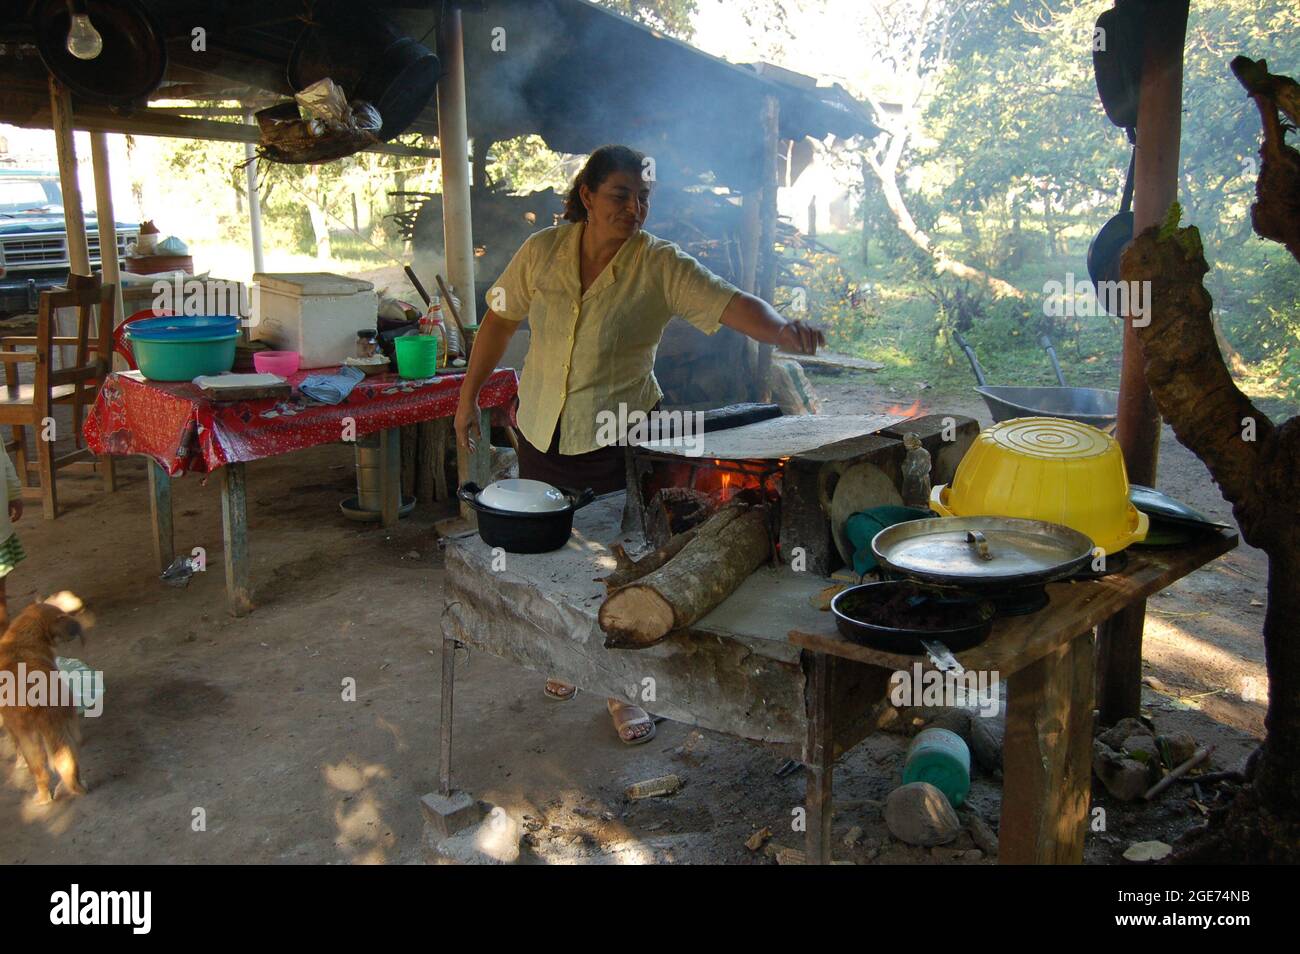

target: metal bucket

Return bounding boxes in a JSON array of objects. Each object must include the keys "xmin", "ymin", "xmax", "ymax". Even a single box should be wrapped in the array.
[{"xmin": 354, "ymin": 433, "xmax": 384, "ymax": 512}]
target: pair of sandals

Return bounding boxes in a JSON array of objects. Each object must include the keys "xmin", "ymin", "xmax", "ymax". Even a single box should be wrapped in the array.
[{"xmin": 544, "ymin": 680, "xmax": 657, "ymax": 745}]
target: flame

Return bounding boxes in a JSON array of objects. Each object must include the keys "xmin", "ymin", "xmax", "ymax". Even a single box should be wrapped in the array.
[{"xmin": 885, "ymin": 399, "xmax": 923, "ymax": 418}]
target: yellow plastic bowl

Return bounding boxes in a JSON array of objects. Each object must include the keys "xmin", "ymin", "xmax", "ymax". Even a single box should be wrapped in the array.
[{"xmin": 929, "ymin": 417, "xmax": 1148, "ymax": 555}]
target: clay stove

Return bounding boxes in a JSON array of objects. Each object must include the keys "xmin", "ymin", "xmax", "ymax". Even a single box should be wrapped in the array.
[{"xmin": 624, "ymin": 407, "xmax": 979, "ymax": 576}]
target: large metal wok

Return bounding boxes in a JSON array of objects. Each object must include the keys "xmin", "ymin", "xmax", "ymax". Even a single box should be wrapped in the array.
[{"xmin": 953, "ymin": 331, "xmax": 1119, "ymax": 432}]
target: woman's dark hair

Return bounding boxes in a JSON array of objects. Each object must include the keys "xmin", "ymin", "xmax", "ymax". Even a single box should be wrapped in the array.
[{"xmin": 562, "ymin": 144, "xmax": 647, "ymax": 222}]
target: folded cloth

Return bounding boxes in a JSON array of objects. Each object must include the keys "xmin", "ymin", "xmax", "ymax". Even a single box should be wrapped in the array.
[
  {"xmin": 845, "ymin": 505, "xmax": 933, "ymax": 577},
  {"xmin": 299, "ymin": 365, "xmax": 365, "ymax": 405}
]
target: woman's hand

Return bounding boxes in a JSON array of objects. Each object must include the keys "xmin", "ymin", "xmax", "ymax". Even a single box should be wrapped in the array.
[
  {"xmin": 777, "ymin": 319, "xmax": 826, "ymax": 355},
  {"xmin": 455, "ymin": 390, "xmax": 482, "ymax": 453},
  {"xmin": 8, "ymin": 499, "xmax": 22, "ymax": 524},
  {"xmin": 720, "ymin": 292, "xmax": 825, "ymax": 355}
]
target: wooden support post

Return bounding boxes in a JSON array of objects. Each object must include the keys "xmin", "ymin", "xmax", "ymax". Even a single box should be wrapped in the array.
[
  {"xmin": 49, "ymin": 78, "xmax": 90, "ymax": 277},
  {"xmin": 379, "ymin": 426, "xmax": 401, "ymax": 527},
  {"xmin": 243, "ymin": 110, "xmax": 265, "ymax": 276},
  {"xmin": 803, "ymin": 650, "xmax": 834, "ymax": 865},
  {"xmin": 755, "ymin": 95, "xmax": 781, "ymax": 403},
  {"xmin": 88, "ymin": 133, "xmax": 124, "ymax": 337},
  {"xmin": 400, "ymin": 423, "xmax": 418, "ymax": 498},
  {"xmin": 416, "ymin": 419, "xmax": 437, "ymax": 503},
  {"xmin": 437, "ymin": 7, "xmax": 477, "ymax": 329},
  {"xmin": 221, "ymin": 462, "xmax": 252, "ymax": 617},
  {"xmin": 999, "ymin": 632, "xmax": 1096, "ymax": 864},
  {"xmin": 1098, "ymin": 0, "xmax": 1189, "ymax": 724},
  {"xmin": 430, "ymin": 419, "xmax": 451, "ymax": 501}
]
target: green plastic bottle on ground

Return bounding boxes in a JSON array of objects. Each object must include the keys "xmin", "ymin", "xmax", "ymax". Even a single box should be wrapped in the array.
[{"xmin": 902, "ymin": 727, "xmax": 971, "ymax": 807}]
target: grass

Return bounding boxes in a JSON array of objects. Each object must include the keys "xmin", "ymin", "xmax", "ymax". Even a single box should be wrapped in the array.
[{"xmin": 803, "ymin": 229, "xmax": 1299, "ymax": 420}]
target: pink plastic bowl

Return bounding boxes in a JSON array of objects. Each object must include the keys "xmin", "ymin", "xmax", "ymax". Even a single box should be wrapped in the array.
[{"xmin": 253, "ymin": 350, "xmax": 301, "ymax": 376}]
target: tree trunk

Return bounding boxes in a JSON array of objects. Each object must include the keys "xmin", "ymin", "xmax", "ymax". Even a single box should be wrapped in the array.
[
  {"xmin": 303, "ymin": 169, "xmax": 331, "ymax": 261},
  {"xmin": 860, "ymin": 157, "xmax": 873, "ymax": 266},
  {"xmin": 1123, "ymin": 215, "xmax": 1300, "ymax": 860},
  {"xmin": 870, "ymin": 157, "xmax": 1023, "ymax": 299},
  {"xmin": 1257, "ymin": 548, "xmax": 1300, "ymax": 812}
]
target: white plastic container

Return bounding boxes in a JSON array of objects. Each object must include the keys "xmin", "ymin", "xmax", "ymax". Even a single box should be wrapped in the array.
[{"xmin": 251, "ymin": 272, "xmax": 378, "ymax": 368}]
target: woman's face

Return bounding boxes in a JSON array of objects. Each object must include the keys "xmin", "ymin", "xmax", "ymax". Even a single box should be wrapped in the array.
[{"xmin": 581, "ymin": 170, "xmax": 650, "ymax": 240}]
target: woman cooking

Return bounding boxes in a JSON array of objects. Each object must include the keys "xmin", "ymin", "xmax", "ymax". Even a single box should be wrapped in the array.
[{"xmin": 454, "ymin": 144, "xmax": 823, "ymax": 744}]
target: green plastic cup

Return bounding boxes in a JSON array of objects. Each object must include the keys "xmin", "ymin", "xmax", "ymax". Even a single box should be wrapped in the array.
[{"xmin": 394, "ymin": 335, "xmax": 440, "ymax": 379}]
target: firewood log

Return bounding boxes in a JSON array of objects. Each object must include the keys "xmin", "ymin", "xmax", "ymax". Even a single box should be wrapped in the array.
[
  {"xmin": 599, "ymin": 505, "xmax": 771, "ymax": 649},
  {"xmin": 599, "ymin": 529, "xmax": 700, "ymax": 591}
]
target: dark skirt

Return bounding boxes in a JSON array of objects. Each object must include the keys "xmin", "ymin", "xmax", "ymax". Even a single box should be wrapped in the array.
[{"xmin": 515, "ymin": 420, "xmax": 627, "ymax": 495}]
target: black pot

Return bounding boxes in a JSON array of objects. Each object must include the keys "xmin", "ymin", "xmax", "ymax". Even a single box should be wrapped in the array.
[
  {"xmin": 831, "ymin": 580, "xmax": 994, "ymax": 655},
  {"xmin": 458, "ymin": 483, "xmax": 596, "ymax": 554}
]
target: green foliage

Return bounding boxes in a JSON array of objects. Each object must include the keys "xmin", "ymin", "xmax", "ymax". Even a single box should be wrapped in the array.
[
  {"xmin": 820, "ymin": 0, "xmax": 1300, "ymax": 411},
  {"xmin": 485, "ymin": 135, "xmax": 571, "ymax": 194},
  {"xmin": 591, "ymin": 0, "xmax": 699, "ymax": 38}
]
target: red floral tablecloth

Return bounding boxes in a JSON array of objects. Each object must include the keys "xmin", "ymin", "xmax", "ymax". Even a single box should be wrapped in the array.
[{"xmin": 84, "ymin": 367, "xmax": 518, "ymax": 476}]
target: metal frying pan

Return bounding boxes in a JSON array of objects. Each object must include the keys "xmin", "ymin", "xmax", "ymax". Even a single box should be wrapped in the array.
[
  {"xmin": 1088, "ymin": 1, "xmax": 1146, "ymax": 299},
  {"xmin": 1129, "ymin": 485, "xmax": 1232, "ymax": 531},
  {"xmin": 830, "ymin": 580, "xmax": 994, "ymax": 655}
]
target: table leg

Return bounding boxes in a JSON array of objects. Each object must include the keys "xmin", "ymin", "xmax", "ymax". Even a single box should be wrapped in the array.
[
  {"xmin": 804, "ymin": 650, "xmax": 835, "ymax": 865},
  {"xmin": 100, "ymin": 455, "xmax": 117, "ymax": 493},
  {"xmin": 1098, "ymin": 607, "xmax": 1145, "ymax": 723},
  {"xmin": 456, "ymin": 407, "xmax": 492, "ymax": 522},
  {"xmin": 221, "ymin": 462, "xmax": 253, "ymax": 617},
  {"xmin": 147, "ymin": 458, "xmax": 173, "ymax": 573},
  {"xmin": 379, "ymin": 426, "xmax": 401, "ymax": 527},
  {"xmin": 999, "ymin": 631, "xmax": 1096, "ymax": 864}
]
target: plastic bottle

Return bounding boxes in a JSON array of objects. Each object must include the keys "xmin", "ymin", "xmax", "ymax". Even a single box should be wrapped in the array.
[
  {"xmin": 901, "ymin": 431, "xmax": 933, "ymax": 508},
  {"xmin": 902, "ymin": 727, "xmax": 971, "ymax": 807},
  {"xmin": 420, "ymin": 294, "xmax": 447, "ymax": 368}
]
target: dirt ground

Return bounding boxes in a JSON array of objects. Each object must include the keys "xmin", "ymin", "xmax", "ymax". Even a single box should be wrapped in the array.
[{"xmin": 0, "ymin": 366, "xmax": 1267, "ymax": 864}]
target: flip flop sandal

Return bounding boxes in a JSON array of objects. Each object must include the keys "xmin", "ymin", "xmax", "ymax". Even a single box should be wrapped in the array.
[
  {"xmin": 544, "ymin": 681, "xmax": 578, "ymax": 701},
  {"xmin": 609, "ymin": 703, "xmax": 657, "ymax": 746}
]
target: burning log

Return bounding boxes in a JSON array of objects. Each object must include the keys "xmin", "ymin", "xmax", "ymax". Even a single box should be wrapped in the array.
[
  {"xmin": 645, "ymin": 486, "xmax": 718, "ymax": 548},
  {"xmin": 599, "ymin": 504, "xmax": 771, "ymax": 650}
]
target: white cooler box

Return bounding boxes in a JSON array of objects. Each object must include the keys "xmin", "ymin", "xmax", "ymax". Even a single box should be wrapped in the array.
[{"xmin": 252, "ymin": 272, "xmax": 378, "ymax": 368}]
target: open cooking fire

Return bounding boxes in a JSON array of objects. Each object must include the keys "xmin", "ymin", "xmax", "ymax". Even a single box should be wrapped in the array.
[
  {"xmin": 692, "ymin": 458, "xmax": 785, "ymax": 502},
  {"xmin": 641, "ymin": 456, "xmax": 784, "ymax": 506},
  {"xmin": 634, "ymin": 454, "xmax": 786, "ymax": 547},
  {"xmin": 885, "ymin": 398, "xmax": 925, "ymax": 418}
]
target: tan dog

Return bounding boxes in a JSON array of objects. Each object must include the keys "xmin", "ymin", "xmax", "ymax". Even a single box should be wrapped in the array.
[{"xmin": 0, "ymin": 596, "xmax": 87, "ymax": 803}]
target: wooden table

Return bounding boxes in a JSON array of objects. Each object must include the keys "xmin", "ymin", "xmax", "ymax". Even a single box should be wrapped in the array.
[
  {"xmin": 788, "ymin": 528, "xmax": 1238, "ymax": 864},
  {"xmin": 85, "ymin": 367, "xmax": 517, "ymax": 616}
]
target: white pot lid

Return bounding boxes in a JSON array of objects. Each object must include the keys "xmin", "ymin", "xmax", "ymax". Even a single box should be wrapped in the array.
[{"xmin": 477, "ymin": 478, "xmax": 569, "ymax": 513}]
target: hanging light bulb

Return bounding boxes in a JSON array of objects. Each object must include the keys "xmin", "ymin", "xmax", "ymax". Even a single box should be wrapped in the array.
[{"xmin": 65, "ymin": 3, "xmax": 104, "ymax": 61}]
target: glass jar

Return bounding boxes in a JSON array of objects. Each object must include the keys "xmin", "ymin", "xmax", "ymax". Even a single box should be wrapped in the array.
[{"xmin": 356, "ymin": 328, "xmax": 378, "ymax": 359}]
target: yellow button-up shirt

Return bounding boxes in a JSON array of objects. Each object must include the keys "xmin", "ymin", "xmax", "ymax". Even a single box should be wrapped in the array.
[{"xmin": 489, "ymin": 222, "xmax": 739, "ymax": 454}]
